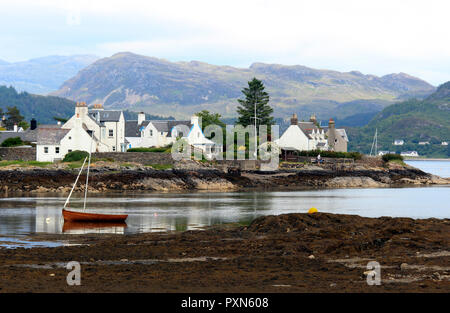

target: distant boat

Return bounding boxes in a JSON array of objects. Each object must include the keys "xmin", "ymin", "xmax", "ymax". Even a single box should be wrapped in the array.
[{"xmin": 62, "ymin": 137, "xmax": 128, "ymax": 223}]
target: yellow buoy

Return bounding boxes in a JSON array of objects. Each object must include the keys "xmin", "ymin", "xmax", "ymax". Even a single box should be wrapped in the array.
[{"xmin": 308, "ymin": 207, "xmax": 318, "ymax": 214}]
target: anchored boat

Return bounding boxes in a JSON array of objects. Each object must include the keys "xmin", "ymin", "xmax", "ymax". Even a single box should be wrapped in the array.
[{"xmin": 62, "ymin": 137, "xmax": 128, "ymax": 223}]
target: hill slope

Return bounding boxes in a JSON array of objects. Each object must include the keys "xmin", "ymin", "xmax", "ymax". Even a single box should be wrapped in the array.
[
  {"xmin": 348, "ymin": 82, "xmax": 450, "ymax": 157},
  {"xmin": 53, "ymin": 52, "xmax": 435, "ymax": 119},
  {"xmin": 0, "ymin": 86, "xmax": 76, "ymax": 124},
  {"xmin": 0, "ymin": 55, "xmax": 99, "ymax": 94}
]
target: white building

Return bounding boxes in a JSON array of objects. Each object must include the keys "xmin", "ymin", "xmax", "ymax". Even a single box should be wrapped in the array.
[
  {"xmin": 442, "ymin": 141, "xmax": 448, "ymax": 146},
  {"xmin": 394, "ymin": 139, "xmax": 404, "ymax": 146},
  {"xmin": 276, "ymin": 114, "xmax": 348, "ymax": 153},
  {"xmin": 36, "ymin": 102, "xmax": 125, "ymax": 162},
  {"xmin": 125, "ymin": 114, "xmax": 222, "ymax": 159},
  {"xmin": 418, "ymin": 141, "xmax": 430, "ymax": 145},
  {"xmin": 400, "ymin": 151, "xmax": 419, "ymax": 157}
]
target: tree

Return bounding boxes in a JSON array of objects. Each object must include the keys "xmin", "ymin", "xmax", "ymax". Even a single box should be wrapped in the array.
[
  {"xmin": 196, "ymin": 110, "xmax": 226, "ymax": 131},
  {"xmin": 236, "ymin": 78, "xmax": 274, "ymax": 128},
  {"xmin": 5, "ymin": 106, "xmax": 24, "ymax": 129}
]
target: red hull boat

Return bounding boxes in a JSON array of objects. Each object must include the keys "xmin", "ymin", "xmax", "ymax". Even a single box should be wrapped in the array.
[{"xmin": 63, "ymin": 209, "xmax": 128, "ymax": 223}]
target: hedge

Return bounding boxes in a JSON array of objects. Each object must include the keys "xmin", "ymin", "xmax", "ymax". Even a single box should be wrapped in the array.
[
  {"xmin": 63, "ymin": 150, "xmax": 89, "ymax": 162},
  {"xmin": 294, "ymin": 150, "xmax": 362, "ymax": 160},
  {"xmin": 381, "ymin": 153, "xmax": 404, "ymax": 162}
]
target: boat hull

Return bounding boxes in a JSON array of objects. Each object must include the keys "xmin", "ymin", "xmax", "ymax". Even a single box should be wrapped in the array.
[{"xmin": 62, "ymin": 209, "xmax": 128, "ymax": 222}]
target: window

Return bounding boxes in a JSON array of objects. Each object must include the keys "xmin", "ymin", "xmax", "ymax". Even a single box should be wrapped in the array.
[
  {"xmin": 112, "ymin": 146, "xmax": 116, "ymax": 152},
  {"xmin": 150, "ymin": 130, "xmax": 153, "ymax": 136},
  {"xmin": 109, "ymin": 129, "xmax": 114, "ymax": 137},
  {"xmin": 68, "ymin": 149, "xmax": 72, "ymax": 153},
  {"xmin": 44, "ymin": 147, "xmax": 48, "ymax": 153},
  {"xmin": 55, "ymin": 147, "xmax": 60, "ymax": 154},
  {"xmin": 68, "ymin": 136, "xmax": 72, "ymax": 140}
]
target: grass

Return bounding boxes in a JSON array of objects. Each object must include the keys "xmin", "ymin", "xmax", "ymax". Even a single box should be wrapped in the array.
[
  {"xmin": 389, "ymin": 159, "xmax": 406, "ymax": 166},
  {"xmin": 0, "ymin": 160, "xmax": 52, "ymax": 167},
  {"xmin": 145, "ymin": 163, "xmax": 173, "ymax": 170}
]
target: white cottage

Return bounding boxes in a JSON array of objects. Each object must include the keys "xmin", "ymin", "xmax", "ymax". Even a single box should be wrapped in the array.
[
  {"xmin": 62, "ymin": 102, "xmax": 126, "ymax": 152},
  {"xmin": 125, "ymin": 114, "xmax": 222, "ymax": 159}
]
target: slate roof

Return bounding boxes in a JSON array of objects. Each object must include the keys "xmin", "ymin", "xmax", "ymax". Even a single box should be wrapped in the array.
[
  {"xmin": 125, "ymin": 120, "xmax": 150, "ymax": 137},
  {"xmin": 125, "ymin": 120, "xmax": 193, "ymax": 138},
  {"xmin": 297, "ymin": 122, "xmax": 324, "ymax": 139},
  {"xmin": 88, "ymin": 110, "xmax": 122, "ymax": 123},
  {"xmin": 37, "ymin": 127, "xmax": 70, "ymax": 145}
]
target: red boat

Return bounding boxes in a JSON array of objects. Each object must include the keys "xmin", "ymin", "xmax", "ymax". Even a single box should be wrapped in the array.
[
  {"xmin": 62, "ymin": 209, "xmax": 128, "ymax": 222},
  {"xmin": 62, "ymin": 149, "xmax": 128, "ymax": 224}
]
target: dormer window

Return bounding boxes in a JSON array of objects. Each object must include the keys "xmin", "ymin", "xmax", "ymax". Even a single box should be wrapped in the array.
[{"xmin": 109, "ymin": 129, "xmax": 114, "ymax": 137}]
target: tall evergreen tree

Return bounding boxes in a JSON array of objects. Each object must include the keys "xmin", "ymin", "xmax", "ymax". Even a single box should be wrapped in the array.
[
  {"xmin": 236, "ymin": 78, "xmax": 274, "ymax": 128},
  {"xmin": 5, "ymin": 106, "xmax": 24, "ymax": 129}
]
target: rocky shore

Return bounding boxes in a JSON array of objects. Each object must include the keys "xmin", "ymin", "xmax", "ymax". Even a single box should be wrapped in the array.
[
  {"xmin": 0, "ymin": 160, "xmax": 448, "ymax": 194},
  {"xmin": 0, "ymin": 212, "xmax": 448, "ymax": 292}
]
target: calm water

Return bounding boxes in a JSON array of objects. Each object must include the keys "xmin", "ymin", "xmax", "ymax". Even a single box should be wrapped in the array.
[
  {"xmin": 405, "ymin": 160, "xmax": 450, "ymax": 178},
  {"xmin": 0, "ymin": 160, "xmax": 448, "ymax": 247}
]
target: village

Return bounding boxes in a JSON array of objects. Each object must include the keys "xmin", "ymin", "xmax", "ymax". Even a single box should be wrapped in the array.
[{"xmin": 0, "ymin": 101, "xmax": 351, "ymax": 164}]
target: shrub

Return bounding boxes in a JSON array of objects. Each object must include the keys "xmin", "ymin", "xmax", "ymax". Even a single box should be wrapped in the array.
[
  {"xmin": 1, "ymin": 137, "xmax": 24, "ymax": 147},
  {"xmin": 127, "ymin": 145, "xmax": 172, "ymax": 153},
  {"xmin": 294, "ymin": 150, "xmax": 362, "ymax": 160},
  {"xmin": 63, "ymin": 150, "xmax": 89, "ymax": 162},
  {"xmin": 381, "ymin": 153, "xmax": 404, "ymax": 162}
]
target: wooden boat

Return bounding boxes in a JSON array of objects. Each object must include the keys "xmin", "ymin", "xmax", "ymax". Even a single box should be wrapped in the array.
[
  {"xmin": 62, "ymin": 137, "xmax": 128, "ymax": 223},
  {"xmin": 62, "ymin": 209, "xmax": 128, "ymax": 222}
]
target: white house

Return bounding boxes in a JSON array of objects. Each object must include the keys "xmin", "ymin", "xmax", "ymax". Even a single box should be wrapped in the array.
[
  {"xmin": 36, "ymin": 124, "xmax": 96, "ymax": 162},
  {"xmin": 394, "ymin": 139, "xmax": 404, "ymax": 146},
  {"xmin": 36, "ymin": 102, "xmax": 125, "ymax": 162},
  {"xmin": 125, "ymin": 114, "xmax": 222, "ymax": 159},
  {"xmin": 276, "ymin": 114, "xmax": 348, "ymax": 153},
  {"xmin": 400, "ymin": 151, "xmax": 419, "ymax": 157},
  {"xmin": 442, "ymin": 141, "xmax": 448, "ymax": 146},
  {"xmin": 418, "ymin": 141, "xmax": 430, "ymax": 145},
  {"xmin": 62, "ymin": 102, "xmax": 126, "ymax": 152}
]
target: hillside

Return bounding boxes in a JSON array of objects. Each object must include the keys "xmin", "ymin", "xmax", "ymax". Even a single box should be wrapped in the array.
[
  {"xmin": 0, "ymin": 55, "xmax": 98, "ymax": 95},
  {"xmin": 52, "ymin": 52, "xmax": 435, "ymax": 120},
  {"xmin": 0, "ymin": 86, "xmax": 76, "ymax": 124},
  {"xmin": 348, "ymin": 82, "xmax": 450, "ymax": 157}
]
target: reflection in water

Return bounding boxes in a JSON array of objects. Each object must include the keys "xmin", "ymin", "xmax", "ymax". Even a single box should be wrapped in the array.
[
  {"xmin": 62, "ymin": 221, "xmax": 127, "ymax": 234},
  {"xmin": 0, "ymin": 186, "xmax": 448, "ymax": 237}
]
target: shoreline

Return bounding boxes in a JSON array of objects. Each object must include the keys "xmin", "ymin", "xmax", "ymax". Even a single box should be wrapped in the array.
[
  {"xmin": 1, "ymin": 212, "xmax": 448, "ymax": 292},
  {"xmin": 0, "ymin": 161, "xmax": 448, "ymax": 194}
]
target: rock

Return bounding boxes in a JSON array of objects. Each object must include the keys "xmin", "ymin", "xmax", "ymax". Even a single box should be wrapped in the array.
[
  {"xmin": 308, "ymin": 255, "xmax": 315, "ymax": 259},
  {"xmin": 400, "ymin": 263, "xmax": 408, "ymax": 271}
]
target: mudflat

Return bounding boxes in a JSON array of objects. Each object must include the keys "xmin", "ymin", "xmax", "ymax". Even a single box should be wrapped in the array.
[{"xmin": 0, "ymin": 213, "xmax": 449, "ymax": 293}]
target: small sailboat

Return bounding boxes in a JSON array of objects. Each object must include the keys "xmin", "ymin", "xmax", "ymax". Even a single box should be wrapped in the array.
[{"xmin": 62, "ymin": 137, "xmax": 128, "ymax": 223}]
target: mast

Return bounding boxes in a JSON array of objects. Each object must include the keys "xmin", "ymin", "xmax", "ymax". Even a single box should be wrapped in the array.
[
  {"xmin": 369, "ymin": 128, "xmax": 378, "ymax": 156},
  {"xmin": 63, "ymin": 157, "xmax": 88, "ymax": 209},
  {"xmin": 83, "ymin": 133, "xmax": 93, "ymax": 211}
]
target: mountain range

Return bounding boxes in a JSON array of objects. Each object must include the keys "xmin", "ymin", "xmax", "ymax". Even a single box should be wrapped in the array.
[
  {"xmin": 52, "ymin": 52, "xmax": 436, "ymax": 120},
  {"xmin": 0, "ymin": 55, "xmax": 98, "ymax": 94}
]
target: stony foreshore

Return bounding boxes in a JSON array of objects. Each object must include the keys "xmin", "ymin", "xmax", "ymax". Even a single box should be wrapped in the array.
[
  {"xmin": 0, "ymin": 212, "xmax": 448, "ymax": 292},
  {"xmin": 0, "ymin": 160, "xmax": 448, "ymax": 194}
]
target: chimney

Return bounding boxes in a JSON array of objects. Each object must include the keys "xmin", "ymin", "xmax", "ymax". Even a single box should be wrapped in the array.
[
  {"xmin": 57, "ymin": 121, "xmax": 61, "ymax": 126},
  {"xmin": 328, "ymin": 118, "xmax": 336, "ymax": 151},
  {"xmin": 191, "ymin": 114, "xmax": 199, "ymax": 126},
  {"xmin": 310, "ymin": 113, "xmax": 317, "ymax": 124},
  {"xmin": 30, "ymin": 118, "xmax": 37, "ymax": 130},
  {"xmin": 13, "ymin": 124, "xmax": 18, "ymax": 132},
  {"xmin": 75, "ymin": 101, "xmax": 88, "ymax": 118},
  {"xmin": 290, "ymin": 113, "xmax": 298, "ymax": 125},
  {"xmin": 93, "ymin": 103, "xmax": 104, "ymax": 110},
  {"xmin": 138, "ymin": 112, "xmax": 145, "ymax": 125}
]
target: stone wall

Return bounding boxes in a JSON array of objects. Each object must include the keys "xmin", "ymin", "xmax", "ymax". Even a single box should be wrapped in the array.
[
  {"xmin": 0, "ymin": 147, "xmax": 36, "ymax": 161},
  {"xmin": 92, "ymin": 152, "xmax": 174, "ymax": 165}
]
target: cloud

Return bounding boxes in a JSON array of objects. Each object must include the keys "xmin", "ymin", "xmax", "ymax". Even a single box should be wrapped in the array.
[{"xmin": 0, "ymin": 0, "xmax": 449, "ymax": 85}]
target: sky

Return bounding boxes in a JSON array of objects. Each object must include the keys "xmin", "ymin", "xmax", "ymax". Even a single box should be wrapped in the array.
[{"xmin": 0, "ymin": 0, "xmax": 449, "ymax": 85}]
